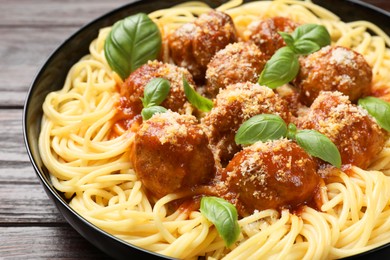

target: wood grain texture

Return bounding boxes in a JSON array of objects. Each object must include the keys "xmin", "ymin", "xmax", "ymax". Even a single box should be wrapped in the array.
[
  {"xmin": 0, "ymin": 0, "xmax": 131, "ymax": 108},
  {"xmin": 0, "ymin": 182, "xmax": 65, "ymax": 223},
  {"xmin": 0, "ymin": 226, "xmax": 111, "ymax": 260},
  {"xmin": 0, "ymin": 27, "xmax": 81, "ymax": 106},
  {"xmin": 0, "ymin": 109, "xmax": 64, "ymax": 223},
  {"xmin": 0, "ymin": 110, "xmax": 29, "ymax": 161},
  {"xmin": 0, "ymin": 0, "xmax": 388, "ymax": 259},
  {"xmin": 0, "ymin": 0, "xmax": 130, "ymax": 26}
]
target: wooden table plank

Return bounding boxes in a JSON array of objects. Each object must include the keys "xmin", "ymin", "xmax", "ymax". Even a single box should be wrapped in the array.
[
  {"xmin": 0, "ymin": 226, "xmax": 111, "ymax": 260},
  {"xmin": 0, "ymin": 0, "xmax": 131, "ymax": 27},
  {"xmin": 0, "ymin": 182, "xmax": 66, "ymax": 223},
  {"xmin": 0, "ymin": 0, "xmax": 132, "ymax": 108},
  {"xmin": 0, "ymin": 161, "xmax": 37, "ymax": 183},
  {"xmin": 0, "ymin": 110, "xmax": 28, "ymax": 161},
  {"xmin": 0, "ymin": 109, "xmax": 64, "ymax": 223},
  {"xmin": 0, "ymin": 27, "xmax": 82, "ymax": 107}
]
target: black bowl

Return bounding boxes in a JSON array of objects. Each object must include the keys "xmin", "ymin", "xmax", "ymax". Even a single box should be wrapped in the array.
[{"xmin": 23, "ymin": 0, "xmax": 390, "ymax": 259}]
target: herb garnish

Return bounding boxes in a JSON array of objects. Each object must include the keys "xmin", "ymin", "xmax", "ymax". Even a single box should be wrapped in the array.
[
  {"xmin": 235, "ymin": 114, "xmax": 342, "ymax": 168},
  {"xmin": 358, "ymin": 96, "xmax": 390, "ymax": 132},
  {"xmin": 183, "ymin": 77, "xmax": 213, "ymax": 112},
  {"xmin": 200, "ymin": 196, "xmax": 240, "ymax": 247},
  {"xmin": 104, "ymin": 13, "xmax": 162, "ymax": 80},
  {"xmin": 258, "ymin": 24, "xmax": 331, "ymax": 89},
  {"xmin": 141, "ymin": 106, "xmax": 167, "ymax": 121},
  {"xmin": 281, "ymin": 24, "xmax": 332, "ymax": 55},
  {"xmin": 257, "ymin": 47, "xmax": 300, "ymax": 90},
  {"xmin": 294, "ymin": 129, "xmax": 341, "ymax": 168},
  {"xmin": 140, "ymin": 78, "xmax": 170, "ymax": 120},
  {"xmin": 235, "ymin": 114, "xmax": 288, "ymax": 145}
]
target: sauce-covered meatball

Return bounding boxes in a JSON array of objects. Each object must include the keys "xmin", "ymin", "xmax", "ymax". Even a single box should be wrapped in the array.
[
  {"xmin": 246, "ymin": 16, "xmax": 298, "ymax": 58},
  {"xmin": 131, "ymin": 111, "xmax": 216, "ymax": 198},
  {"xmin": 119, "ymin": 60, "xmax": 195, "ymax": 117},
  {"xmin": 298, "ymin": 91, "xmax": 386, "ymax": 169},
  {"xmin": 222, "ymin": 139, "xmax": 320, "ymax": 216},
  {"xmin": 205, "ymin": 42, "xmax": 267, "ymax": 97},
  {"xmin": 203, "ymin": 82, "xmax": 291, "ymax": 164},
  {"xmin": 294, "ymin": 46, "xmax": 372, "ymax": 106},
  {"xmin": 168, "ymin": 10, "xmax": 237, "ymax": 82}
]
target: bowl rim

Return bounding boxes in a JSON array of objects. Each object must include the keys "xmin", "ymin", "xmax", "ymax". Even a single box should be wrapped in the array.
[
  {"xmin": 348, "ymin": 0, "xmax": 390, "ymax": 16},
  {"xmin": 22, "ymin": 0, "xmax": 390, "ymax": 259}
]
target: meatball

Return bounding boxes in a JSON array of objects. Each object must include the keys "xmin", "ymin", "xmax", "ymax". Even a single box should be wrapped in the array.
[
  {"xmin": 298, "ymin": 91, "xmax": 387, "ymax": 169},
  {"xmin": 275, "ymin": 84, "xmax": 302, "ymax": 118},
  {"xmin": 246, "ymin": 16, "xmax": 298, "ymax": 58},
  {"xmin": 120, "ymin": 60, "xmax": 195, "ymax": 116},
  {"xmin": 222, "ymin": 139, "xmax": 320, "ymax": 216},
  {"xmin": 202, "ymin": 82, "xmax": 291, "ymax": 164},
  {"xmin": 294, "ymin": 46, "xmax": 372, "ymax": 106},
  {"xmin": 205, "ymin": 42, "xmax": 267, "ymax": 97},
  {"xmin": 131, "ymin": 111, "xmax": 216, "ymax": 198},
  {"xmin": 168, "ymin": 10, "xmax": 237, "ymax": 82}
]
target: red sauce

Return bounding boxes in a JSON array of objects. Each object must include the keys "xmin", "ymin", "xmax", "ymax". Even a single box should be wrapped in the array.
[
  {"xmin": 341, "ymin": 164, "xmax": 354, "ymax": 176},
  {"xmin": 177, "ymin": 196, "xmax": 202, "ymax": 214},
  {"xmin": 108, "ymin": 96, "xmax": 142, "ymax": 139}
]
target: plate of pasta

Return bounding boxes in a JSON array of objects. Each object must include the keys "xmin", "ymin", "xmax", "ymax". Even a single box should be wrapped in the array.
[{"xmin": 24, "ymin": 0, "xmax": 390, "ymax": 259}]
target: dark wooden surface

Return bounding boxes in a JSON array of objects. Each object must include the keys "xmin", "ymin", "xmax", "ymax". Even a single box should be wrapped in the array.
[{"xmin": 0, "ymin": 1, "xmax": 388, "ymax": 259}]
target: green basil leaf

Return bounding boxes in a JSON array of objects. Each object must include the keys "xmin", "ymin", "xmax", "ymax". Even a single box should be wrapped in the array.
[
  {"xmin": 279, "ymin": 31, "xmax": 295, "ymax": 49},
  {"xmin": 358, "ymin": 96, "xmax": 390, "ymax": 132},
  {"xmin": 291, "ymin": 24, "xmax": 330, "ymax": 50},
  {"xmin": 183, "ymin": 77, "xmax": 213, "ymax": 112},
  {"xmin": 141, "ymin": 106, "xmax": 167, "ymax": 120},
  {"xmin": 104, "ymin": 13, "xmax": 162, "ymax": 80},
  {"xmin": 293, "ymin": 40, "xmax": 321, "ymax": 55},
  {"xmin": 141, "ymin": 78, "xmax": 170, "ymax": 108},
  {"xmin": 200, "ymin": 196, "xmax": 240, "ymax": 247},
  {"xmin": 295, "ymin": 129, "xmax": 341, "ymax": 168},
  {"xmin": 258, "ymin": 47, "xmax": 299, "ymax": 89},
  {"xmin": 235, "ymin": 114, "xmax": 288, "ymax": 145}
]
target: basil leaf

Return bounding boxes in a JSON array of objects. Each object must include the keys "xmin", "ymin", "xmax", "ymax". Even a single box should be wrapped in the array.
[
  {"xmin": 258, "ymin": 47, "xmax": 299, "ymax": 89},
  {"xmin": 104, "ymin": 13, "xmax": 162, "ymax": 80},
  {"xmin": 141, "ymin": 106, "xmax": 167, "ymax": 120},
  {"xmin": 295, "ymin": 129, "xmax": 341, "ymax": 168},
  {"xmin": 358, "ymin": 96, "xmax": 390, "ymax": 132},
  {"xmin": 200, "ymin": 196, "xmax": 240, "ymax": 247},
  {"xmin": 259, "ymin": 24, "xmax": 330, "ymax": 88},
  {"xmin": 141, "ymin": 78, "xmax": 170, "ymax": 108},
  {"xmin": 279, "ymin": 31, "xmax": 295, "ymax": 49},
  {"xmin": 293, "ymin": 40, "xmax": 321, "ymax": 55},
  {"xmin": 183, "ymin": 77, "xmax": 213, "ymax": 112},
  {"xmin": 291, "ymin": 24, "xmax": 330, "ymax": 50},
  {"xmin": 235, "ymin": 114, "xmax": 288, "ymax": 145}
]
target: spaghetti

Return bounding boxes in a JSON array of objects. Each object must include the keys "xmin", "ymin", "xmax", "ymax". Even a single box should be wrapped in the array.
[{"xmin": 39, "ymin": 0, "xmax": 390, "ymax": 259}]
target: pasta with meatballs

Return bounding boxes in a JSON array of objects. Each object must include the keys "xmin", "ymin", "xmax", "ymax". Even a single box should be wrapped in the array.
[{"xmin": 39, "ymin": 0, "xmax": 390, "ymax": 259}]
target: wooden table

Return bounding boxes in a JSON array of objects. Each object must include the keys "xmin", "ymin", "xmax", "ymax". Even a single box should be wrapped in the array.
[{"xmin": 0, "ymin": 0, "xmax": 389, "ymax": 259}]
